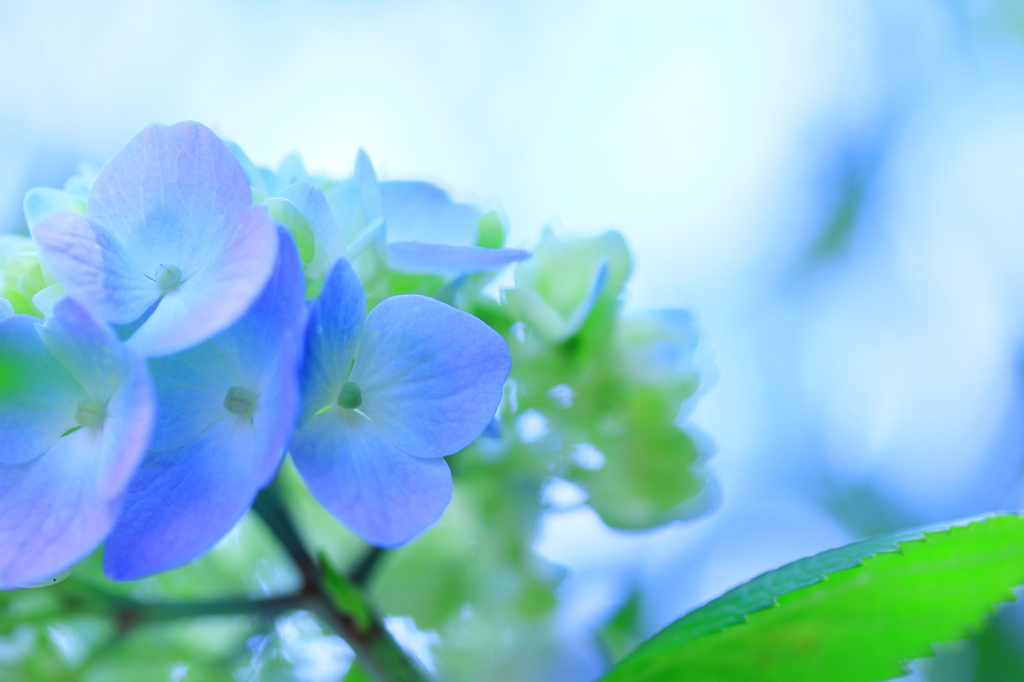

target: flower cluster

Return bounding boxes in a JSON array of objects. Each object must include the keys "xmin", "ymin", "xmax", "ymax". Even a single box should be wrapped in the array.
[{"xmin": 0, "ymin": 122, "xmax": 515, "ymax": 588}]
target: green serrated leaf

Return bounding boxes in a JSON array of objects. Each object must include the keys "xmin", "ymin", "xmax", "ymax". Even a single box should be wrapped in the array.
[{"xmin": 602, "ymin": 515, "xmax": 1024, "ymax": 682}]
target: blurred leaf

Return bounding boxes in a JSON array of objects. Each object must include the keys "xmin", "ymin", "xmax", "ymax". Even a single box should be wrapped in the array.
[
  {"xmin": 975, "ymin": 609, "xmax": 1024, "ymax": 682},
  {"xmin": 276, "ymin": 457, "xmax": 367, "ymax": 579},
  {"xmin": 475, "ymin": 211, "xmax": 505, "ymax": 248},
  {"xmin": 371, "ymin": 485, "xmax": 485, "ymax": 629},
  {"xmin": 575, "ymin": 388, "xmax": 707, "ymax": 529},
  {"xmin": 917, "ymin": 602, "xmax": 1024, "ymax": 682},
  {"xmin": 343, "ymin": 662, "xmax": 373, "ymax": 682},
  {"xmin": 505, "ymin": 229, "xmax": 630, "ymax": 342},
  {"xmin": 599, "ymin": 588, "xmax": 643, "ymax": 664},
  {"xmin": 322, "ymin": 556, "xmax": 370, "ymax": 633},
  {"xmin": 602, "ymin": 515, "xmax": 1024, "ymax": 682}
]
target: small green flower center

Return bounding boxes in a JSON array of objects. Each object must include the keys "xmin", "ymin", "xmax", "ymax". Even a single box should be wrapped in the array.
[
  {"xmin": 337, "ymin": 381, "xmax": 362, "ymax": 409},
  {"xmin": 155, "ymin": 264, "xmax": 182, "ymax": 291},
  {"xmin": 74, "ymin": 399, "xmax": 106, "ymax": 428},
  {"xmin": 223, "ymin": 386, "xmax": 256, "ymax": 417}
]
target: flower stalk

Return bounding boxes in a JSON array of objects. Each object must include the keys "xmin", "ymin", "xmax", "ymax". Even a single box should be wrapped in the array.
[{"xmin": 252, "ymin": 481, "xmax": 428, "ymax": 682}]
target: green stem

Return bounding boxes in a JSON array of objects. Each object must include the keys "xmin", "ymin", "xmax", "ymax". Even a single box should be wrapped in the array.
[{"xmin": 252, "ymin": 483, "xmax": 428, "ymax": 682}]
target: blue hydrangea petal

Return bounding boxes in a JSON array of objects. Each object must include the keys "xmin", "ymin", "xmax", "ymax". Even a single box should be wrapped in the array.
[
  {"xmin": 87, "ymin": 122, "xmax": 252, "ymax": 276},
  {"xmin": 103, "ymin": 231, "xmax": 303, "ymax": 579},
  {"xmin": 225, "ymin": 141, "xmax": 269, "ymax": 197},
  {"xmin": 323, "ymin": 150, "xmax": 383, "ymax": 252},
  {"xmin": 40, "ymin": 297, "xmax": 136, "ymax": 401},
  {"xmin": 355, "ymin": 150, "xmax": 383, "ymax": 227},
  {"xmin": 31, "ymin": 211, "xmax": 161, "ymax": 325},
  {"xmin": 0, "ymin": 303, "xmax": 154, "ymax": 588},
  {"xmin": 103, "ymin": 411, "xmax": 287, "ymax": 580},
  {"xmin": 0, "ymin": 296, "xmax": 13, "ymax": 320},
  {"xmin": 387, "ymin": 241, "xmax": 530, "ymax": 275},
  {"xmin": 95, "ymin": 346, "xmax": 158, "ymax": 498},
  {"xmin": 381, "ymin": 181, "xmax": 479, "ymax": 246},
  {"xmin": 290, "ymin": 409, "xmax": 452, "ymax": 547},
  {"xmin": 148, "ymin": 227, "xmax": 301, "ymax": 452},
  {"xmin": 31, "ymin": 284, "xmax": 64, "ymax": 318},
  {"xmin": 23, "ymin": 187, "xmax": 85, "ymax": 228},
  {"xmin": 146, "ymin": 340, "xmax": 238, "ymax": 453},
  {"xmin": 0, "ymin": 315, "xmax": 83, "ymax": 465},
  {"xmin": 105, "ymin": 340, "xmax": 299, "ymax": 579},
  {"xmin": 0, "ymin": 432, "xmax": 123, "ymax": 587},
  {"xmin": 299, "ymin": 258, "xmax": 365, "ymax": 425},
  {"xmin": 124, "ymin": 204, "xmax": 278, "ymax": 357},
  {"xmin": 351, "ymin": 295, "xmax": 510, "ymax": 458},
  {"xmin": 202, "ymin": 226, "xmax": 306, "ymax": 387},
  {"xmin": 275, "ymin": 182, "xmax": 347, "ymax": 283}
]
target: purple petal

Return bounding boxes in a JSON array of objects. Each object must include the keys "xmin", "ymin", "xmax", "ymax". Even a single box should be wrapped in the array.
[
  {"xmin": 381, "ymin": 181, "xmax": 479, "ymax": 246},
  {"xmin": 96, "ymin": 347, "xmax": 157, "ymax": 498},
  {"xmin": 105, "ymin": 418, "xmax": 272, "ymax": 580},
  {"xmin": 299, "ymin": 258, "xmax": 365, "ymax": 425},
  {"xmin": 125, "ymin": 204, "xmax": 278, "ymax": 357},
  {"xmin": 31, "ymin": 211, "xmax": 160, "ymax": 325},
  {"xmin": 202, "ymin": 226, "xmax": 306, "ymax": 385},
  {"xmin": 290, "ymin": 409, "xmax": 452, "ymax": 547},
  {"xmin": 0, "ymin": 298, "xmax": 149, "ymax": 469},
  {"xmin": 0, "ymin": 314, "xmax": 154, "ymax": 588},
  {"xmin": 387, "ymin": 241, "xmax": 529, "ymax": 275},
  {"xmin": 87, "ymin": 121, "xmax": 252, "ymax": 276},
  {"xmin": 104, "ymin": 230, "xmax": 304, "ymax": 579},
  {"xmin": 148, "ymin": 226, "xmax": 303, "ymax": 452},
  {"xmin": 0, "ymin": 433, "xmax": 122, "ymax": 587},
  {"xmin": 351, "ymin": 295, "xmax": 510, "ymax": 458},
  {"xmin": 40, "ymin": 297, "xmax": 136, "ymax": 401},
  {"xmin": 145, "ymin": 339, "xmax": 240, "ymax": 453}
]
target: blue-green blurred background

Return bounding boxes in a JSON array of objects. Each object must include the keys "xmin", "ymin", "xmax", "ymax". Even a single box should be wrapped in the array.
[{"xmin": 4, "ymin": 1, "xmax": 1024, "ymax": 680}]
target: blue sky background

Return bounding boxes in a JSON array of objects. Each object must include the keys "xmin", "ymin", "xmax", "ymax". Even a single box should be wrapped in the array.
[{"xmin": 4, "ymin": 2, "xmax": 1024, "ymax": 678}]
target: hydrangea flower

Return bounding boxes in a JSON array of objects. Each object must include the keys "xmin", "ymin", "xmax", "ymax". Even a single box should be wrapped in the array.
[
  {"xmin": 103, "ymin": 227, "xmax": 305, "ymax": 580},
  {"xmin": 31, "ymin": 121, "xmax": 278, "ymax": 357},
  {"xmin": 0, "ymin": 235, "xmax": 54, "ymax": 317},
  {"xmin": 263, "ymin": 181, "xmax": 347, "ymax": 298},
  {"xmin": 290, "ymin": 258, "xmax": 511, "ymax": 546},
  {"xmin": 322, "ymin": 150, "xmax": 386, "ymax": 259},
  {"xmin": 232, "ymin": 145, "xmax": 529, "ymax": 277},
  {"xmin": 0, "ymin": 298, "xmax": 155, "ymax": 588},
  {"xmin": 23, "ymin": 167, "xmax": 93, "ymax": 229},
  {"xmin": 342, "ymin": 151, "xmax": 530, "ymax": 276},
  {"xmin": 504, "ymin": 228, "xmax": 631, "ymax": 342}
]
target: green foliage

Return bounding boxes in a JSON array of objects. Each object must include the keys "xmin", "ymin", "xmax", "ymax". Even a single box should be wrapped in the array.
[
  {"xmin": 504, "ymin": 228, "xmax": 631, "ymax": 343},
  {"xmin": 505, "ymin": 278, "xmax": 713, "ymax": 529},
  {"xmin": 475, "ymin": 211, "xmax": 506, "ymax": 248},
  {"xmin": 600, "ymin": 587, "xmax": 643, "ymax": 663},
  {"xmin": 602, "ymin": 515, "xmax": 1024, "ymax": 682},
  {"xmin": 344, "ymin": 662, "xmax": 374, "ymax": 682},
  {"xmin": 0, "ymin": 516, "xmax": 302, "ymax": 681},
  {"xmin": 322, "ymin": 555, "xmax": 371, "ymax": 633}
]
